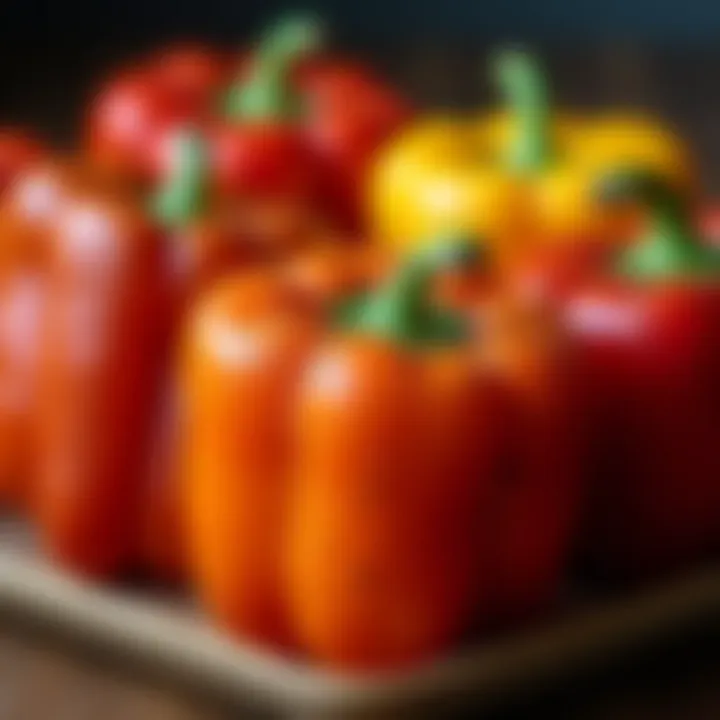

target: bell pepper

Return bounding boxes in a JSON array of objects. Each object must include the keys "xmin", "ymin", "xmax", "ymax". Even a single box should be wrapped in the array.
[
  {"xmin": 0, "ymin": 129, "xmax": 43, "ymax": 197},
  {"xmin": 35, "ymin": 181, "xmax": 167, "ymax": 577},
  {"xmin": 179, "ymin": 240, "xmax": 388, "ymax": 637},
  {"xmin": 369, "ymin": 50, "xmax": 691, "ymax": 266},
  {"xmin": 0, "ymin": 159, "xmax": 123, "ymax": 509},
  {"xmin": 557, "ymin": 169, "xmax": 720, "ymax": 579},
  {"xmin": 88, "ymin": 16, "xmax": 409, "ymax": 233},
  {"xmin": 183, "ymin": 235, "xmax": 579, "ymax": 668},
  {"xmin": 86, "ymin": 44, "xmax": 227, "ymax": 182},
  {"xmin": 183, "ymin": 238, "xmax": 486, "ymax": 664},
  {"xmin": 215, "ymin": 14, "xmax": 411, "ymax": 235},
  {"xmin": 218, "ymin": 14, "xmax": 410, "ymax": 231}
]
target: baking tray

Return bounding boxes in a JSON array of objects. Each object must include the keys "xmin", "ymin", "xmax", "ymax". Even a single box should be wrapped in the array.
[{"xmin": 1, "ymin": 517, "xmax": 720, "ymax": 719}]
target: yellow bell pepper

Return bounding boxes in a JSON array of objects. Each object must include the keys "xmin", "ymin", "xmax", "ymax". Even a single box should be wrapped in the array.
[{"xmin": 368, "ymin": 50, "xmax": 693, "ymax": 265}]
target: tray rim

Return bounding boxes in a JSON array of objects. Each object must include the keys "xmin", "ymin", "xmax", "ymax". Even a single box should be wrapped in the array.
[{"xmin": 1, "ymin": 536, "xmax": 720, "ymax": 718}]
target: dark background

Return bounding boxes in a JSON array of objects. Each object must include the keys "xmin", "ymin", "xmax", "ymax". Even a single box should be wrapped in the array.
[{"xmin": 2, "ymin": 1, "xmax": 720, "ymax": 189}]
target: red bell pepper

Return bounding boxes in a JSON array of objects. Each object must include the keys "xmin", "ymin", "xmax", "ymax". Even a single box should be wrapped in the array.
[
  {"xmin": 86, "ymin": 45, "xmax": 227, "ymax": 182},
  {"xmin": 558, "ymin": 170, "xmax": 720, "ymax": 579},
  {"xmin": 221, "ymin": 15, "xmax": 411, "ymax": 231},
  {"xmin": 88, "ymin": 16, "xmax": 410, "ymax": 233},
  {"xmin": 35, "ymin": 182, "xmax": 167, "ymax": 577}
]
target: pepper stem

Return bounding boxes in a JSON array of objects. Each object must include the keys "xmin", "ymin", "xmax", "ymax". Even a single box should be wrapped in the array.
[
  {"xmin": 595, "ymin": 169, "xmax": 720, "ymax": 280},
  {"xmin": 352, "ymin": 236, "xmax": 479, "ymax": 347},
  {"xmin": 151, "ymin": 129, "xmax": 208, "ymax": 228},
  {"xmin": 492, "ymin": 48, "xmax": 554, "ymax": 174},
  {"xmin": 224, "ymin": 14, "xmax": 322, "ymax": 121}
]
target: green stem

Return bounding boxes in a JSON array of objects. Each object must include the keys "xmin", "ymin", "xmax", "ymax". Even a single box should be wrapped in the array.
[
  {"xmin": 224, "ymin": 14, "xmax": 322, "ymax": 121},
  {"xmin": 151, "ymin": 129, "xmax": 208, "ymax": 228},
  {"xmin": 596, "ymin": 169, "xmax": 720, "ymax": 280},
  {"xmin": 351, "ymin": 235, "xmax": 479, "ymax": 348},
  {"xmin": 492, "ymin": 48, "xmax": 554, "ymax": 174}
]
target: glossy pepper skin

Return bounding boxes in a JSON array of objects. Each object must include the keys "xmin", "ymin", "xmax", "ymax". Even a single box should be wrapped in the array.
[
  {"xmin": 184, "ymin": 240, "xmax": 494, "ymax": 667},
  {"xmin": 0, "ymin": 160, "xmax": 124, "ymax": 509},
  {"xmin": 557, "ymin": 170, "xmax": 720, "ymax": 579},
  {"xmin": 35, "ymin": 185, "xmax": 166, "ymax": 578},
  {"xmin": 181, "ymin": 239, "xmax": 388, "ymax": 645},
  {"xmin": 369, "ymin": 50, "xmax": 691, "ymax": 266},
  {"xmin": 287, "ymin": 245, "xmax": 498, "ymax": 670}
]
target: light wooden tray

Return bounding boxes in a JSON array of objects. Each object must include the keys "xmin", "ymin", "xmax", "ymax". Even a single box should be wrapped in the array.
[{"xmin": 1, "ymin": 517, "xmax": 720, "ymax": 719}]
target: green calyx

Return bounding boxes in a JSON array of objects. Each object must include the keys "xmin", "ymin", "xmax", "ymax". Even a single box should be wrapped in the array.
[
  {"xmin": 491, "ymin": 48, "xmax": 554, "ymax": 174},
  {"xmin": 345, "ymin": 235, "xmax": 480, "ymax": 349},
  {"xmin": 224, "ymin": 14, "xmax": 322, "ymax": 121},
  {"xmin": 151, "ymin": 129, "xmax": 208, "ymax": 228},
  {"xmin": 596, "ymin": 168, "xmax": 720, "ymax": 281}
]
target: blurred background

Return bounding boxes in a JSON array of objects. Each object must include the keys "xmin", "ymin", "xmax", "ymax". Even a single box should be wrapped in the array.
[
  {"xmin": 1, "ymin": 1, "xmax": 720, "ymax": 718},
  {"xmin": 3, "ymin": 0, "xmax": 720, "ymax": 190}
]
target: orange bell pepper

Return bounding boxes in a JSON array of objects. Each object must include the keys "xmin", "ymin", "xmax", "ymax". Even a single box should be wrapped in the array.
[
  {"xmin": 183, "ymin": 237, "xmax": 580, "ymax": 669},
  {"xmin": 183, "ymin": 239, "xmax": 491, "ymax": 664},
  {"xmin": 181, "ymin": 240, "xmax": 385, "ymax": 641}
]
